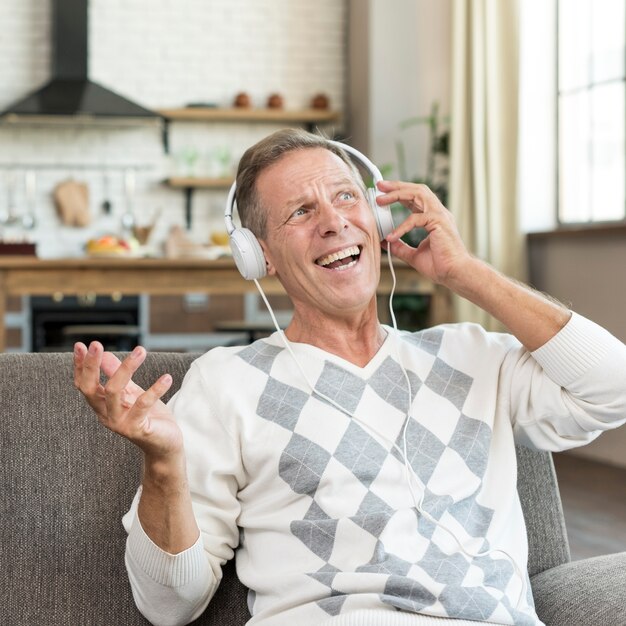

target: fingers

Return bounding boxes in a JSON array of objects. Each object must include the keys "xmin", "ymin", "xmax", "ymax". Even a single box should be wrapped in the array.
[
  {"xmin": 104, "ymin": 346, "xmax": 145, "ymax": 390},
  {"xmin": 376, "ymin": 179, "xmax": 415, "ymax": 195},
  {"xmin": 74, "ymin": 340, "xmax": 104, "ymax": 395},
  {"xmin": 375, "ymin": 180, "xmax": 429, "ymax": 209},
  {"xmin": 74, "ymin": 341, "xmax": 109, "ymax": 418},
  {"xmin": 102, "ymin": 346, "xmax": 147, "ymax": 416},
  {"xmin": 107, "ymin": 373, "xmax": 173, "ymax": 444},
  {"xmin": 100, "ymin": 350, "xmax": 122, "ymax": 377},
  {"xmin": 74, "ymin": 341, "xmax": 148, "ymax": 418},
  {"xmin": 387, "ymin": 212, "xmax": 430, "ymax": 243},
  {"xmin": 385, "ymin": 236, "xmax": 423, "ymax": 264},
  {"xmin": 73, "ymin": 341, "xmax": 87, "ymax": 389},
  {"xmin": 130, "ymin": 374, "xmax": 173, "ymax": 421},
  {"xmin": 375, "ymin": 180, "xmax": 453, "ymax": 243}
]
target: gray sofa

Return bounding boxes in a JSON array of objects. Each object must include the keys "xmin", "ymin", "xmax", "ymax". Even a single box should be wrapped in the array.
[{"xmin": 1, "ymin": 352, "xmax": 624, "ymax": 625}]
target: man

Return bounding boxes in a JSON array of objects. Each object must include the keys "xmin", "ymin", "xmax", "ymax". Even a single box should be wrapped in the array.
[{"xmin": 75, "ymin": 129, "xmax": 626, "ymax": 626}]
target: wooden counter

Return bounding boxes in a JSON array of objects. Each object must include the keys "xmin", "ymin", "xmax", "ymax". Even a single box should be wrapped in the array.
[{"xmin": 0, "ymin": 256, "xmax": 452, "ymax": 352}]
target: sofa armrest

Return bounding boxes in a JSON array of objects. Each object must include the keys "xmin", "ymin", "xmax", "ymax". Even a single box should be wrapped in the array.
[{"xmin": 531, "ymin": 552, "xmax": 626, "ymax": 625}]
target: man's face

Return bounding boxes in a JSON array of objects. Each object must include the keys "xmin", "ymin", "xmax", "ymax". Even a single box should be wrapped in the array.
[{"xmin": 257, "ymin": 147, "xmax": 381, "ymax": 319}]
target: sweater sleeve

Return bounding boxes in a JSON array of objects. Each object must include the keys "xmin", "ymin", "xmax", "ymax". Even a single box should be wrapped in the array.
[
  {"xmin": 123, "ymin": 359, "xmax": 245, "ymax": 626},
  {"xmin": 501, "ymin": 312, "xmax": 626, "ymax": 451},
  {"xmin": 123, "ymin": 491, "xmax": 215, "ymax": 626}
]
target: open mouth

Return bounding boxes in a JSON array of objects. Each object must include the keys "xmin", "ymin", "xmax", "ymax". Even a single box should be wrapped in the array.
[{"xmin": 315, "ymin": 245, "xmax": 361, "ymax": 271}]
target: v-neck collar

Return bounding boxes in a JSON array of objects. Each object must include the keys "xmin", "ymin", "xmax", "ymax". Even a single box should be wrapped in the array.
[{"xmin": 265, "ymin": 325, "xmax": 396, "ymax": 378}]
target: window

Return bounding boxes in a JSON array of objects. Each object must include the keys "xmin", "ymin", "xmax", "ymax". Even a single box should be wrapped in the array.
[{"xmin": 558, "ymin": 0, "xmax": 626, "ymax": 224}]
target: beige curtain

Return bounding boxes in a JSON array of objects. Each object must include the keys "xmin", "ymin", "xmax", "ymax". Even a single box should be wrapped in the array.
[{"xmin": 448, "ymin": 0, "xmax": 523, "ymax": 330}]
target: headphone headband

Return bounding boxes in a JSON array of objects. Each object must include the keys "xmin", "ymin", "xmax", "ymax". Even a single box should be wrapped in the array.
[
  {"xmin": 328, "ymin": 140, "xmax": 384, "ymax": 186},
  {"xmin": 225, "ymin": 180, "xmax": 238, "ymax": 235}
]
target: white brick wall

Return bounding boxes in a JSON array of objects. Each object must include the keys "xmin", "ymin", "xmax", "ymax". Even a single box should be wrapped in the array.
[{"xmin": 0, "ymin": 0, "xmax": 346, "ymax": 257}]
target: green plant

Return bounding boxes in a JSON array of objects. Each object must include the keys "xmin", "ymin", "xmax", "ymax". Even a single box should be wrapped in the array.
[{"xmin": 396, "ymin": 101, "xmax": 450, "ymax": 205}]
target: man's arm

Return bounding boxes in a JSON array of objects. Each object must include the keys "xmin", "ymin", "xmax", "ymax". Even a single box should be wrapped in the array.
[
  {"xmin": 445, "ymin": 258, "xmax": 571, "ymax": 351},
  {"xmin": 376, "ymin": 180, "xmax": 570, "ymax": 350},
  {"xmin": 377, "ymin": 181, "xmax": 626, "ymax": 449},
  {"xmin": 74, "ymin": 343, "xmax": 213, "ymax": 625},
  {"xmin": 74, "ymin": 342, "xmax": 200, "ymax": 552}
]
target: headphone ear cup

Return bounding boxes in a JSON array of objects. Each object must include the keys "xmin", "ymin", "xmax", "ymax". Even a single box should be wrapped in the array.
[
  {"xmin": 229, "ymin": 228, "xmax": 267, "ymax": 280},
  {"xmin": 367, "ymin": 188, "xmax": 395, "ymax": 241}
]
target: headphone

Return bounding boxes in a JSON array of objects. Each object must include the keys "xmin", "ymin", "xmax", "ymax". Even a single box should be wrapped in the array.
[{"xmin": 224, "ymin": 140, "xmax": 395, "ymax": 280}]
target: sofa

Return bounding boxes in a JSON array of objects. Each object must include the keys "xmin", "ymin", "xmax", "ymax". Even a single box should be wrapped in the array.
[{"xmin": 1, "ymin": 352, "xmax": 624, "ymax": 625}]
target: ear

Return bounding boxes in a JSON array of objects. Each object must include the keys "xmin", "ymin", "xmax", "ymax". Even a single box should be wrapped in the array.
[{"xmin": 258, "ymin": 239, "xmax": 276, "ymax": 276}]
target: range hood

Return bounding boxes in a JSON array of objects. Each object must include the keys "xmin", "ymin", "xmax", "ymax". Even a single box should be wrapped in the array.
[{"xmin": 1, "ymin": 0, "xmax": 159, "ymax": 120}]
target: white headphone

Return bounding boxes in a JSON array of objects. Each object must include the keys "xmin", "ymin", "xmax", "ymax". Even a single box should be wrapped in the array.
[{"xmin": 224, "ymin": 140, "xmax": 395, "ymax": 280}]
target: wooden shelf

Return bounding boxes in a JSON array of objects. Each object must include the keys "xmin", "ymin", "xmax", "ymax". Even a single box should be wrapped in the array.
[
  {"xmin": 164, "ymin": 177, "xmax": 234, "ymax": 228},
  {"xmin": 163, "ymin": 177, "xmax": 234, "ymax": 230},
  {"xmin": 157, "ymin": 107, "xmax": 340, "ymax": 124},
  {"xmin": 159, "ymin": 107, "xmax": 342, "ymax": 227},
  {"xmin": 165, "ymin": 176, "xmax": 234, "ymax": 189}
]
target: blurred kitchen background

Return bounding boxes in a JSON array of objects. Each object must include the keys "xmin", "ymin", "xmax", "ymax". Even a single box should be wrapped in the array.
[
  {"xmin": 0, "ymin": 0, "xmax": 624, "ymax": 555},
  {"xmin": 0, "ymin": 0, "xmax": 349, "ymax": 255}
]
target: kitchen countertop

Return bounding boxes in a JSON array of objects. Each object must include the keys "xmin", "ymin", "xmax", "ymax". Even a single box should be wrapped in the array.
[
  {"xmin": 0, "ymin": 255, "xmax": 439, "ymax": 298},
  {"xmin": 0, "ymin": 255, "xmax": 238, "ymax": 267},
  {"xmin": 0, "ymin": 256, "xmax": 452, "ymax": 351}
]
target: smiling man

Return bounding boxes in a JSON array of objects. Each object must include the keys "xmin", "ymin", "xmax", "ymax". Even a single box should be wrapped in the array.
[{"xmin": 75, "ymin": 129, "xmax": 626, "ymax": 626}]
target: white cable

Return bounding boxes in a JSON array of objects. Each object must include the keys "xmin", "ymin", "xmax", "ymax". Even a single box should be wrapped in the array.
[
  {"xmin": 252, "ymin": 278, "xmax": 412, "ymax": 459},
  {"xmin": 254, "ymin": 249, "xmax": 526, "ymax": 608}
]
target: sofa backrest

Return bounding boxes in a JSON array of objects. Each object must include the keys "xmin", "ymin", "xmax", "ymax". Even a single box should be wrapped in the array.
[
  {"xmin": 0, "ymin": 352, "xmax": 569, "ymax": 625},
  {"xmin": 1, "ymin": 352, "xmax": 248, "ymax": 626}
]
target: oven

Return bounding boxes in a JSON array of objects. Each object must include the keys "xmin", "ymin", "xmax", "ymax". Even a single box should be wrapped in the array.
[{"xmin": 30, "ymin": 294, "xmax": 141, "ymax": 352}]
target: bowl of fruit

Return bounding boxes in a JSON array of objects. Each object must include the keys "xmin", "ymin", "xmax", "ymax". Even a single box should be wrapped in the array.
[{"xmin": 85, "ymin": 235, "xmax": 138, "ymax": 257}]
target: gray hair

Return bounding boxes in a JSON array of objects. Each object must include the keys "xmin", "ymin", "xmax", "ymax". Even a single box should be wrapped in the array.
[{"xmin": 235, "ymin": 128, "xmax": 365, "ymax": 239}]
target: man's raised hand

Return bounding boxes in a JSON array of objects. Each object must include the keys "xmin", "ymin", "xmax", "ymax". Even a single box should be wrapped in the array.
[
  {"xmin": 73, "ymin": 341, "xmax": 182, "ymax": 461},
  {"xmin": 375, "ymin": 180, "xmax": 473, "ymax": 287}
]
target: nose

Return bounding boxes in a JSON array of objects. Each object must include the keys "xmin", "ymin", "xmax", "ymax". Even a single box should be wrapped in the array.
[{"xmin": 317, "ymin": 201, "xmax": 347, "ymax": 236}]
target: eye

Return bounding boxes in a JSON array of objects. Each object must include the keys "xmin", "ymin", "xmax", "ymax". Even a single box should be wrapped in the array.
[
  {"xmin": 290, "ymin": 207, "xmax": 308, "ymax": 219},
  {"xmin": 339, "ymin": 191, "xmax": 354, "ymax": 201}
]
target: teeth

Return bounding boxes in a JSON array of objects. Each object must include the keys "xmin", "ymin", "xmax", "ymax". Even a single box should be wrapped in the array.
[
  {"xmin": 317, "ymin": 245, "xmax": 360, "ymax": 267},
  {"xmin": 333, "ymin": 259, "xmax": 357, "ymax": 271}
]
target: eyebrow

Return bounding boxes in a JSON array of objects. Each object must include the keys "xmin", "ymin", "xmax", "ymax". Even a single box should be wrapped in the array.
[{"xmin": 283, "ymin": 176, "xmax": 358, "ymax": 210}]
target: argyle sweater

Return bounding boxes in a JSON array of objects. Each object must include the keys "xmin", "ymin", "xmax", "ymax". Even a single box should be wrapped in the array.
[{"xmin": 123, "ymin": 312, "xmax": 626, "ymax": 626}]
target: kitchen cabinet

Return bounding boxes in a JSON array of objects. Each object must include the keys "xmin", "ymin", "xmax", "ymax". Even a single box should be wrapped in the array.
[{"xmin": 158, "ymin": 106, "xmax": 340, "ymax": 149}]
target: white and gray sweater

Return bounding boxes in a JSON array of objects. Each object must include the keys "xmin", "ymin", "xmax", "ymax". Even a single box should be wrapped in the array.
[{"xmin": 123, "ymin": 312, "xmax": 626, "ymax": 626}]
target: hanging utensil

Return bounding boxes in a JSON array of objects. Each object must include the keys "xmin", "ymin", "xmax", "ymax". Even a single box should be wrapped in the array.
[
  {"xmin": 22, "ymin": 170, "xmax": 37, "ymax": 230},
  {"xmin": 101, "ymin": 169, "xmax": 112, "ymax": 215},
  {"xmin": 0, "ymin": 170, "xmax": 20, "ymax": 228},
  {"xmin": 120, "ymin": 168, "xmax": 136, "ymax": 231}
]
